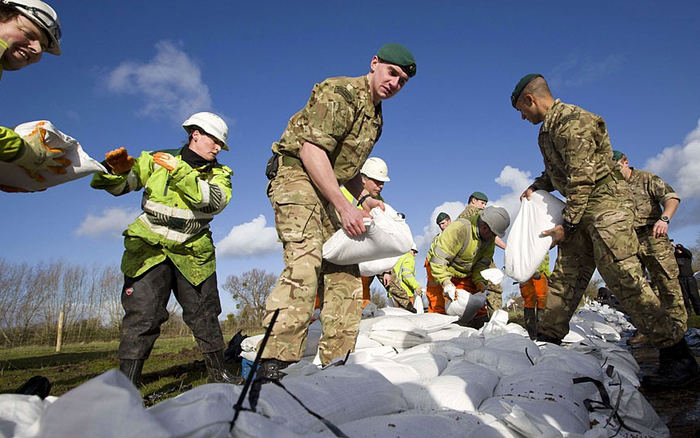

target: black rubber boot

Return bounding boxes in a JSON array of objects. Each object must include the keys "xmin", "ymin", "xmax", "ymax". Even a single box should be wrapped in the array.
[
  {"xmin": 119, "ymin": 359, "xmax": 144, "ymax": 385},
  {"xmin": 257, "ymin": 358, "xmax": 294, "ymax": 382},
  {"xmin": 15, "ymin": 376, "xmax": 51, "ymax": 399},
  {"xmin": 524, "ymin": 308, "xmax": 537, "ymax": 340},
  {"xmin": 203, "ymin": 350, "xmax": 239, "ymax": 384},
  {"xmin": 641, "ymin": 338, "xmax": 700, "ymax": 391},
  {"xmin": 536, "ymin": 333, "xmax": 562, "ymax": 345}
]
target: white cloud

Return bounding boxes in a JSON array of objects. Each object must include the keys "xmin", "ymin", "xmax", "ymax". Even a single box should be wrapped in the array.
[
  {"xmin": 216, "ymin": 215, "xmax": 281, "ymax": 258},
  {"xmin": 413, "ymin": 201, "xmax": 465, "ymax": 252},
  {"xmin": 105, "ymin": 41, "xmax": 213, "ymax": 123},
  {"xmin": 645, "ymin": 118, "xmax": 700, "ymax": 200},
  {"xmin": 549, "ymin": 53, "xmax": 622, "ymax": 89},
  {"xmin": 75, "ymin": 207, "xmax": 141, "ymax": 238}
]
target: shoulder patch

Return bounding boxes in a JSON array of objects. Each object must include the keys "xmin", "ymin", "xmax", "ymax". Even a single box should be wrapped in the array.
[
  {"xmin": 559, "ymin": 113, "xmax": 580, "ymax": 126},
  {"xmin": 334, "ymin": 85, "xmax": 355, "ymax": 104}
]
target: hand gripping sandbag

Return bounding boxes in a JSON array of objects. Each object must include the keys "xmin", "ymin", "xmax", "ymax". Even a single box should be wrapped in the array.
[
  {"xmin": 0, "ymin": 120, "xmax": 107, "ymax": 192},
  {"xmin": 359, "ymin": 255, "xmax": 401, "ymax": 277},
  {"xmin": 504, "ymin": 190, "xmax": 564, "ymax": 283},
  {"xmin": 445, "ymin": 291, "xmax": 487, "ymax": 324},
  {"xmin": 323, "ymin": 203, "xmax": 413, "ymax": 265}
]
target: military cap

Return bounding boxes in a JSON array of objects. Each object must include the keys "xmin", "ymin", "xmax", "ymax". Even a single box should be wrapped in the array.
[
  {"xmin": 377, "ymin": 43, "xmax": 416, "ymax": 78},
  {"xmin": 436, "ymin": 212, "xmax": 450, "ymax": 224},
  {"xmin": 612, "ymin": 150, "xmax": 624, "ymax": 162},
  {"xmin": 511, "ymin": 73, "xmax": 543, "ymax": 108},
  {"xmin": 470, "ymin": 191, "xmax": 488, "ymax": 202}
]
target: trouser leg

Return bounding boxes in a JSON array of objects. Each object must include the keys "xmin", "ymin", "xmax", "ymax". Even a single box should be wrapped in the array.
[
  {"xmin": 173, "ymin": 270, "xmax": 225, "ymax": 354},
  {"xmin": 523, "ymin": 308, "xmax": 537, "ymax": 340},
  {"xmin": 118, "ymin": 263, "xmax": 174, "ymax": 360}
]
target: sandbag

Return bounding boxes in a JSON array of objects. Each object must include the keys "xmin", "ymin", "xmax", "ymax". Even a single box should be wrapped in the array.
[
  {"xmin": 323, "ymin": 204, "xmax": 413, "ymax": 265},
  {"xmin": 504, "ymin": 190, "xmax": 564, "ymax": 282},
  {"xmin": 359, "ymin": 255, "xmax": 400, "ymax": 276},
  {"xmin": 0, "ymin": 120, "xmax": 107, "ymax": 192},
  {"xmin": 446, "ymin": 291, "xmax": 486, "ymax": 324}
]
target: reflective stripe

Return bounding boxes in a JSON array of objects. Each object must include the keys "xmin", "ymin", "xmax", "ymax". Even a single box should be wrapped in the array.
[
  {"xmin": 138, "ymin": 215, "xmax": 208, "ymax": 243},
  {"xmin": 143, "ymin": 198, "xmax": 214, "ymax": 221}
]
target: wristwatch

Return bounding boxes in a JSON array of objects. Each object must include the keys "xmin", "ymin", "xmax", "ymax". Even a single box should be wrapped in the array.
[
  {"xmin": 660, "ymin": 215, "xmax": 670, "ymax": 223},
  {"xmin": 562, "ymin": 220, "xmax": 577, "ymax": 233}
]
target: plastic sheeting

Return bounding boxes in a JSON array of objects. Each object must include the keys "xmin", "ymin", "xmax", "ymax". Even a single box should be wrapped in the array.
[
  {"xmin": 504, "ymin": 190, "xmax": 565, "ymax": 283},
  {"xmin": 0, "ymin": 120, "xmax": 107, "ymax": 192}
]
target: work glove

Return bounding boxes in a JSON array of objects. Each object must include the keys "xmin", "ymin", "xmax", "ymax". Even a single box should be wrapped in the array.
[
  {"xmin": 475, "ymin": 282, "xmax": 487, "ymax": 293},
  {"xmin": 532, "ymin": 271, "xmax": 542, "ymax": 280},
  {"xmin": 105, "ymin": 147, "xmax": 135, "ymax": 174},
  {"xmin": 13, "ymin": 122, "xmax": 71, "ymax": 183},
  {"xmin": 443, "ymin": 281, "xmax": 457, "ymax": 301},
  {"xmin": 0, "ymin": 184, "xmax": 33, "ymax": 193},
  {"xmin": 153, "ymin": 152, "xmax": 179, "ymax": 172}
]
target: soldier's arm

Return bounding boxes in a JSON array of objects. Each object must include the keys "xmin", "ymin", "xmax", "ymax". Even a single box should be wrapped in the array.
[{"xmin": 558, "ymin": 116, "xmax": 599, "ymax": 225}]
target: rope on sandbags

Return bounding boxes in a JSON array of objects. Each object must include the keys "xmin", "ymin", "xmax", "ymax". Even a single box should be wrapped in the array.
[{"xmin": 573, "ymin": 376, "xmax": 640, "ymax": 436}]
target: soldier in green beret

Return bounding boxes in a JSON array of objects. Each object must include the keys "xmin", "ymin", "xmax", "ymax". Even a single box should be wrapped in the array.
[
  {"xmin": 513, "ymin": 73, "xmax": 698, "ymax": 391},
  {"xmin": 258, "ymin": 43, "xmax": 416, "ymax": 380}
]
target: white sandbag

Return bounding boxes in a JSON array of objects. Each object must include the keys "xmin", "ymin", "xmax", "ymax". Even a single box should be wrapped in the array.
[
  {"xmin": 406, "ymin": 361, "xmax": 499, "ymax": 412},
  {"xmin": 359, "ymin": 255, "xmax": 400, "ymax": 276},
  {"xmin": 369, "ymin": 330, "xmax": 426, "ymax": 349},
  {"xmin": 393, "ymin": 352, "xmax": 448, "ymax": 381},
  {"xmin": 0, "ymin": 120, "xmax": 107, "ymax": 192},
  {"xmin": 504, "ymin": 190, "xmax": 565, "ymax": 282},
  {"xmin": 361, "ymin": 301, "xmax": 378, "ymax": 318},
  {"xmin": 480, "ymin": 395, "xmax": 589, "ymax": 436},
  {"xmin": 465, "ymin": 346, "xmax": 534, "ymax": 377},
  {"xmin": 587, "ymin": 383, "xmax": 669, "ymax": 437},
  {"xmin": 240, "ymin": 321, "xmax": 321, "ymax": 361},
  {"xmin": 446, "ymin": 291, "xmax": 487, "ymax": 325},
  {"xmin": 0, "ymin": 394, "xmax": 55, "ymax": 438},
  {"xmin": 484, "ymin": 333, "xmax": 541, "ymax": 361},
  {"xmin": 322, "ymin": 409, "xmax": 517, "ymax": 438},
  {"xmin": 322, "ymin": 204, "xmax": 413, "ymax": 264},
  {"xmin": 414, "ymin": 289, "xmax": 425, "ymax": 314}
]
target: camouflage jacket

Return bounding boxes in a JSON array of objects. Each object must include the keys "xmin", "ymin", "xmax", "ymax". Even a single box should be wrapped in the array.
[
  {"xmin": 91, "ymin": 147, "xmax": 232, "ymax": 285},
  {"xmin": 271, "ymin": 75, "xmax": 383, "ymax": 186},
  {"xmin": 530, "ymin": 99, "xmax": 614, "ymax": 225},
  {"xmin": 457, "ymin": 204, "xmax": 482, "ymax": 221},
  {"xmin": 628, "ymin": 167, "xmax": 679, "ymax": 227}
]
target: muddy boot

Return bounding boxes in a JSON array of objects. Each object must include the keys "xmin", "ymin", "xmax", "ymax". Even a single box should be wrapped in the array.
[
  {"xmin": 257, "ymin": 358, "xmax": 294, "ymax": 383},
  {"xmin": 119, "ymin": 359, "xmax": 144, "ymax": 385},
  {"xmin": 627, "ymin": 331, "xmax": 650, "ymax": 346},
  {"xmin": 203, "ymin": 350, "xmax": 238, "ymax": 384},
  {"xmin": 641, "ymin": 339, "xmax": 700, "ymax": 391},
  {"xmin": 536, "ymin": 333, "xmax": 562, "ymax": 345},
  {"xmin": 524, "ymin": 308, "xmax": 537, "ymax": 340}
]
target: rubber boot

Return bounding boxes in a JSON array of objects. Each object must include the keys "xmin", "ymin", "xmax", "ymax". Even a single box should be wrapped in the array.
[
  {"xmin": 203, "ymin": 350, "xmax": 238, "ymax": 384},
  {"xmin": 119, "ymin": 359, "xmax": 144, "ymax": 385},
  {"xmin": 524, "ymin": 308, "xmax": 537, "ymax": 340},
  {"xmin": 15, "ymin": 376, "xmax": 51, "ymax": 399},
  {"xmin": 257, "ymin": 358, "xmax": 294, "ymax": 382},
  {"xmin": 641, "ymin": 338, "xmax": 700, "ymax": 391}
]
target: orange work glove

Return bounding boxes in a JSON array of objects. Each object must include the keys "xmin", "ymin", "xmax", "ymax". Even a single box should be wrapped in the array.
[
  {"xmin": 153, "ymin": 152, "xmax": 179, "ymax": 172},
  {"xmin": 105, "ymin": 147, "xmax": 135, "ymax": 174},
  {"xmin": 13, "ymin": 122, "xmax": 72, "ymax": 183},
  {"xmin": 475, "ymin": 282, "xmax": 487, "ymax": 293}
]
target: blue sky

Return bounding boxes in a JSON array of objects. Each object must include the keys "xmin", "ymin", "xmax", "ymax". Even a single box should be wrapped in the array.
[{"xmin": 2, "ymin": 1, "xmax": 700, "ymax": 315}]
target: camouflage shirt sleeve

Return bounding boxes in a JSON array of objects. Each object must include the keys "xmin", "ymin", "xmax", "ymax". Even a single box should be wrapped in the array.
[
  {"xmin": 530, "ymin": 170, "xmax": 554, "ymax": 192},
  {"xmin": 297, "ymin": 80, "xmax": 356, "ymax": 155}
]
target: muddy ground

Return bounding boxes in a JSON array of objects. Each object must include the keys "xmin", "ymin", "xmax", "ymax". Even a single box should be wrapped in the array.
[{"xmin": 629, "ymin": 341, "xmax": 700, "ymax": 438}]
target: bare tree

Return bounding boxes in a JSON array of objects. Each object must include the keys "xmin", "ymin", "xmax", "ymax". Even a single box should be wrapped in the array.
[{"xmin": 222, "ymin": 269, "xmax": 277, "ymax": 327}]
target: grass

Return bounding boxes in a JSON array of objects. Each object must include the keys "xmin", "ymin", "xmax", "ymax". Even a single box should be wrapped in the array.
[{"xmin": 0, "ymin": 336, "xmax": 241, "ymax": 405}]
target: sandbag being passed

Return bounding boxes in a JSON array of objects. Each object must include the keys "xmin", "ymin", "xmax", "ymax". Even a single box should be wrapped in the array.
[
  {"xmin": 323, "ymin": 203, "xmax": 413, "ymax": 265},
  {"xmin": 0, "ymin": 120, "xmax": 107, "ymax": 192},
  {"xmin": 504, "ymin": 190, "xmax": 564, "ymax": 282}
]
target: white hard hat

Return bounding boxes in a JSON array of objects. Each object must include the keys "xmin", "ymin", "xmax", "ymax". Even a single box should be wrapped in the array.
[
  {"xmin": 361, "ymin": 157, "xmax": 390, "ymax": 182},
  {"xmin": 2, "ymin": 0, "xmax": 62, "ymax": 55},
  {"xmin": 411, "ymin": 243, "xmax": 418, "ymax": 252},
  {"xmin": 182, "ymin": 112, "xmax": 229, "ymax": 151}
]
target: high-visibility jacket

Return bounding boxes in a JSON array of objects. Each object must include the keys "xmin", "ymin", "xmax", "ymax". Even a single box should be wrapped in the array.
[
  {"xmin": 392, "ymin": 252, "xmax": 421, "ymax": 297},
  {"xmin": 340, "ymin": 186, "xmax": 384, "ymax": 208},
  {"xmin": 427, "ymin": 213, "xmax": 494, "ymax": 286},
  {"xmin": 537, "ymin": 254, "xmax": 552, "ymax": 278},
  {"xmin": 91, "ymin": 147, "xmax": 232, "ymax": 286}
]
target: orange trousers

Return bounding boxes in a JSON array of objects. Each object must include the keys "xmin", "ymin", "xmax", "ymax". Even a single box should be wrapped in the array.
[
  {"xmin": 519, "ymin": 276, "xmax": 549, "ymax": 309},
  {"xmin": 425, "ymin": 261, "xmax": 446, "ymax": 314}
]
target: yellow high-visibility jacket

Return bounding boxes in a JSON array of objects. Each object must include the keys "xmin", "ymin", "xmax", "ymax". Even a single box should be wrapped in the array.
[{"xmin": 393, "ymin": 252, "xmax": 421, "ymax": 297}]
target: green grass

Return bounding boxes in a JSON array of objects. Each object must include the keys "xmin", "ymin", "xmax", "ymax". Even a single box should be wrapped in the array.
[{"xmin": 0, "ymin": 336, "xmax": 241, "ymax": 405}]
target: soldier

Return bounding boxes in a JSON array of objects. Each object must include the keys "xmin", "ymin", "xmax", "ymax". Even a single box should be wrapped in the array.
[
  {"xmin": 427, "ymin": 206, "xmax": 510, "ymax": 328},
  {"xmin": 512, "ymin": 73, "xmax": 698, "ymax": 390},
  {"xmin": 259, "ymin": 43, "xmax": 416, "ymax": 379},
  {"xmin": 674, "ymin": 243, "xmax": 700, "ymax": 316},
  {"xmin": 614, "ymin": 150, "xmax": 687, "ymax": 346}
]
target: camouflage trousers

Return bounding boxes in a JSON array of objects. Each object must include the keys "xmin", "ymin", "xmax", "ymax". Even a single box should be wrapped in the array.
[
  {"xmin": 384, "ymin": 274, "xmax": 414, "ymax": 310},
  {"xmin": 539, "ymin": 180, "xmax": 684, "ymax": 349},
  {"xmin": 636, "ymin": 227, "xmax": 687, "ymax": 331},
  {"xmin": 261, "ymin": 166, "xmax": 362, "ymax": 365}
]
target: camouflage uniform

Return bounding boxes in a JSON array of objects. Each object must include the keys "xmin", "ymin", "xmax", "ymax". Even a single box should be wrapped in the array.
[
  {"xmin": 262, "ymin": 75, "xmax": 382, "ymax": 365},
  {"xmin": 625, "ymin": 168, "xmax": 686, "ymax": 331},
  {"xmin": 531, "ymin": 99, "xmax": 683, "ymax": 349}
]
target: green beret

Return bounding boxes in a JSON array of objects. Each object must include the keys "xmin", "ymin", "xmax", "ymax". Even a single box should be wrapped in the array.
[
  {"xmin": 612, "ymin": 150, "xmax": 624, "ymax": 162},
  {"xmin": 436, "ymin": 212, "xmax": 450, "ymax": 224},
  {"xmin": 470, "ymin": 191, "xmax": 488, "ymax": 202},
  {"xmin": 377, "ymin": 43, "xmax": 416, "ymax": 78},
  {"xmin": 511, "ymin": 73, "xmax": 543, "ymax": 108}
]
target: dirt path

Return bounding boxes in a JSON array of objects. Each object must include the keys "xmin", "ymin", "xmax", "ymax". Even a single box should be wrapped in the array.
[{"xmin": 629, "ymin": 342, "xmax": 700, "ymax": 438}]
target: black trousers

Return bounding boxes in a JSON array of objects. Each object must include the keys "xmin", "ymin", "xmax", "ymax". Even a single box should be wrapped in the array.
[{"xmin": 118, "ymin": 260, "xmax": 225, "ymax": 360}]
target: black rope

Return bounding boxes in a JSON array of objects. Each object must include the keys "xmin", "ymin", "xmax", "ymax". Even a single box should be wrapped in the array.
[
  {"xmin": 230, "ymin": 308, "xmax": 279, "ymax": 431},
  {"xmin": 573, "ymin": 376, "xmax": 640, "ymax": 435}
]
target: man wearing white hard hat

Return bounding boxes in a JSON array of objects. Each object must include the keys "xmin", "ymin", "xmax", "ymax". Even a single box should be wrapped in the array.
[
  {"xmin": 340, "ymin": 156, "xmax": 390, "ymax": 308},
  {"xmin": 0, "ymin": 0, "xmax": 70, "ymax": 188},
  {"xmin": 91, "ymin": 112, "xmax": 236, "ymax": 385}
]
